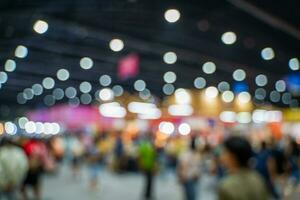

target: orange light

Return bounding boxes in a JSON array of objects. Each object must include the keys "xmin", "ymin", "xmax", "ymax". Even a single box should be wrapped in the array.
[{"xmin": 0, "ymin": 123, "xmax": 4, "ymax": 135}]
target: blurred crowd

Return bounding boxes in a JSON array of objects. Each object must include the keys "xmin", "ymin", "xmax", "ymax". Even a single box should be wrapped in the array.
[{"xmin": 0, "ymin": 130, "xmax": 300, "ymax": 200}]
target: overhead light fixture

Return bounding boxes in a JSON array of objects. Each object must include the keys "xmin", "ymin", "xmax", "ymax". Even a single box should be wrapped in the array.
[
  {"xmin": 33, "ymin": 20, "xmax": 48, "ymax": 34},
  {"xmin": 164, "ymin": 9, "xmax": 180, "ymax": 23}
]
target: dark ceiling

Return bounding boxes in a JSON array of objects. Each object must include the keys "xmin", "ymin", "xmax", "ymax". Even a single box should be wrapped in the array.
[{"xmin": 0, "ymin": 0, "xmax": 299, "ymax": 115}]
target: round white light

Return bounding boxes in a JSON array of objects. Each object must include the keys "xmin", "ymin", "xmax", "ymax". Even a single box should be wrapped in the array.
[
  {"xmin": 233, "ymin": 69, "xmax": 246, "ymax": 81},
  {"xmin": 33, "ymin": 20, "xmax": 48, "ymax": 34},
  {"xmin": 178, "ymin": 123, "xmax": 191, "ymax": 135},
  {"xmin": 175, "ymin": 88, "xmax": 191, "ymax": 104},
  {"xmin": 221, "ymin": 31, "xmax": 237, "ymax": 45},
  {"xmin": 112, "ymin": 85, "xmax": 124, "ymax": 97},
  {"xmin": 270, "ymin": 91, "xmax": 280, "ymax": 103},
  {"xmin": 159, "ymin": 121, "xmax": 175, "ymax": 135},
  {"xmin": 99, "ymin": 75, "xmax": 112, "ymax": 86},
  {"xmin": 35, "ymin": 122, "xmax": 44, "ymax": 134},
  {"xmin": 80, "ymin": 93, "xmax": 92, "ymax": 104},
  {"xmin": 25, "ymin": 121, "xmax": 36, "ymax": 134},
  {"xmin": 15, "ymin": 45, "xmax": 28, "ymax": 58},
  {"xmin": 237, "ymin": 92, "xmax": 251, "ymax": 104},
  {"xmin": 23, "ymin": 88, "xmax": 34, "ymax": 100},
  {"xmin": 18, "ymin": 117, "xmax": 28, "ymax": 129},
  {"xmin": 289, "ymin": 58, "xmax": 299, "ymax": 71},
  {"xmin": 0, "ymin": 72, "xmax": 8, "ymax": 84},
  {"xmin": 57, "ymin": 69, "xmax": 70, "ymax": 81},
  {"xmin": 163, "ymin": 83, "xmax": 175, "ymax": 95},
  {"xmin": 5, "ymin": 122, "xmax": 17, "ymax": 135},
  {"xmin": 202, "ymin": 62, "xmax": 216, "ymax": 74},
  {"xmin": 222, "ymin": 91, "xmax": 234, "ymax": 103},
  {"xmin": 4, "ymin": 59, "xmax": 16, "ymax": 72},
  {"xmin": 261, "ymin": 47, "xmax": 275, "ymax": 60},
  {"xmin": 53, "ymin": 88, "xmax": 64, "ymax": 100},
  {"xmin": 79, "ymin": 81, "xmax": 92, "ymax": 93},
  {"xmin": 255, "ymin": 88, "xmax": 266, "ymax": 100},
  {"xmin": 52, "ymin": 123, "xmax": 60, "ymax": 135},
  {"xmin": 275, "ymin": 80, "xmax": 286, "ymax": 92},
  {"xmin": 99, "ymin": 88, "xmax": 114, "ymax": 101},
  {"xmin": 32, "ymin": 84, "xmax": 43, "ymax": 95},
  {"xmin": 44, "ymin": 95, "xmax": 55, "ymax": 106},
  {"xmin": 163, "ymin": 52, "xmax": 177, "ymax": 64},
  {"xmin": 255, "ymin": 74, "xmax": 268, "ymax": 86},
  {"xmin": 139, "ymin": 89, "xmax": 151, "ymax": 100},
  {"xmin": 163, "ymin": 71, "xmax": 177, "ymax": 83},
  {"xmin": 43, "ymin": 123, "xmax": 53, "ymax": 135},
  {"xmin": 65, "ymin": 87, "xmax": 77, "ymax": 98},
  {"xmin": 42, "ymin": 77, "xmax": 55, "ymax": 89},
  {"xmin": 134, "ymin": 80, "xmax": 146, "ymax": 92},
  {"xmin": 282, "ymin": 93, "xmax": 292, "ymax": 105},
  {"xmin": 17, "ymin": 93, "xmax": 26, "ymax": 104},
  {"xmin": 218, "ymin": 81, "xmax": 230, "ymax": 92},
  {"xmin": 109, "ymin": 39, "xmax": 124, "ymax": 52},
  {"xmin": 80, "ymin": 57, "xmax": 93, "ymax": 69},
  {"xmin": 194, "ymin": 77, "xmax": 206, "ymax": 89},
  {"xmin": 205, "ymin": 86, "xmax": 218, "ymax": 98},
  {"xmin": 164, "ymin": 9, "xmax": 180, "ymax": 23}
]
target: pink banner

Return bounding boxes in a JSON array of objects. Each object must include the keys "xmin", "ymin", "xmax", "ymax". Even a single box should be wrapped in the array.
[{"xmin": 118, "ymin": 53, "xmax": 139, "ymax": 80}]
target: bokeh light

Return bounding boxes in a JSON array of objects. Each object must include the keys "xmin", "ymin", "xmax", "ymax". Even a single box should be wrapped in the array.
[
  {"xmin": 15, "ymin": 45, "xmax": 28, "ymax": 58},
  {"xmin": 164, "ymin": 9, "xmax": 180, "ymax": 23},
  {"xmin": 4, "ymin": 59, "xmax": 16, "ymax": 72},
  {"xmin": 57, "ymin": 69, "xmax": 70, "ymax": 81},
  {"xmin": 261, "ymin": 47, "xmax": 275, "ymax": 60},
  {"xmin": 42, "ymin": 77, "xmax": 55, "ymax": 89},
  {"xmin": 33, "ymin": 20, "xmax": 48, "ymax": 34},
  {"xmin": 233, "ymin": 69, "xmax": 246, "ymax": 81},
  {"xmin": 80, "ymin": 57, "xmax": 93, "ymax": 70},
  {"xmin": 205, "ymin": 86, "xmax": 218, "ymax": 99},
  {"xmin": 202, "ymin": 62, "xmax": 216, "ymax": 74},
  {"xmin": 163, "ymin": 71, "xmax": 177, "ymax": 83},
  {"xmin": 99, "ymin": 88, "xmax": 114, "ymax": 101},
  {"xmin": 289, "ymin": 58, "xmax": 299, "ymax": 71},
  {"xmin": 79, "ymin": 81, "xmax": 92, "ymax": 93},
  {"xmin": 221, "ymin": 31, "xmax": 237, "ymax": 45},
  {"xmin": 222, "ymin": 91, "xmax": 234, "ymax": 103},
  {"xmin": 178, "ymin": 123, "xmax": 191, "ymax": 135},
  {"xmin": 163, "ymin": 52, "xmax": 177, "ymax": 64},
  {"xmin": 255, "ymin": 74, "xmax": 268, "ymax": 87},
  {"xmin": 109, "ymin": 39, "xmax": 124, "ymax": 52},
  {"xmin": 194, "ymin": 77, "xmax": 206, "ymax": 89},
  {"xmin": 99, "ymin": 75, "xmax": 112, "ymax": 86}
]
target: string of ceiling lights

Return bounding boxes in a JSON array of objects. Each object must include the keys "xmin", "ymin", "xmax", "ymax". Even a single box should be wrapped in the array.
[{"xmin": 2, "ymin": 8, "xmax": 299, "ymax": 108}]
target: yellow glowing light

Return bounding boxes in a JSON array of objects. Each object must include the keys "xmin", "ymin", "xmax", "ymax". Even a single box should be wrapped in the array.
[{"xmin": 0, "ymin": 123, "xmax": 4, "ymax": 135}]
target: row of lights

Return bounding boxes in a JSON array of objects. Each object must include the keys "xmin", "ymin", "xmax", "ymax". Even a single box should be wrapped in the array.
[
  {"xmin": 159, "ymin": 121, "xmax": 191, "ymax": 136},
  {"xmin": 162, "ymin": 70, "xmax": 293, "ymax": 104},
  {"xmin": 163, "ymin": 9, "xmax": 298, "ymax": 69},
  {"xmin": 0, "ymin": 45, "xmax": 29, "ymax": 90},
  {"xmin": 13, "ymin": 17, "xmax": 297, "ymax": 107},
  {"xmin": 0, "ymin": 116, "xmax": 61, "ymax": 136},
  {"xmin": 17, "ymin": 73, "xmax": 296, "ymax": 107},
  {"xmin": 220, "ymin": 110, "xmax": 282, "ymax": 124}
]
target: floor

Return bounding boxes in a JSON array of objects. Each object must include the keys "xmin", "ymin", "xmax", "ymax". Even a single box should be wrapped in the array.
[
  {"xmin": 41, "ymin": 165, "xmax": 217, "ymax": 200},
  {"xmin": 40, "ymin": 165, "xmax": 299, "ymax": 200}
]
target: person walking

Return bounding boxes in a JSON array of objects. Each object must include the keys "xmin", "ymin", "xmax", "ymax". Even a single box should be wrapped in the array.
[
  {"xmin": 218, "ymin": 136, "xmax": 268, "ymax": 200},
  {"xmin": 138, "ymin": 137, "xmax": 157, "ymax": 200},
  {"xmin": 177, "ymin": 138, "xmax": 201, "ymax": 200}
]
